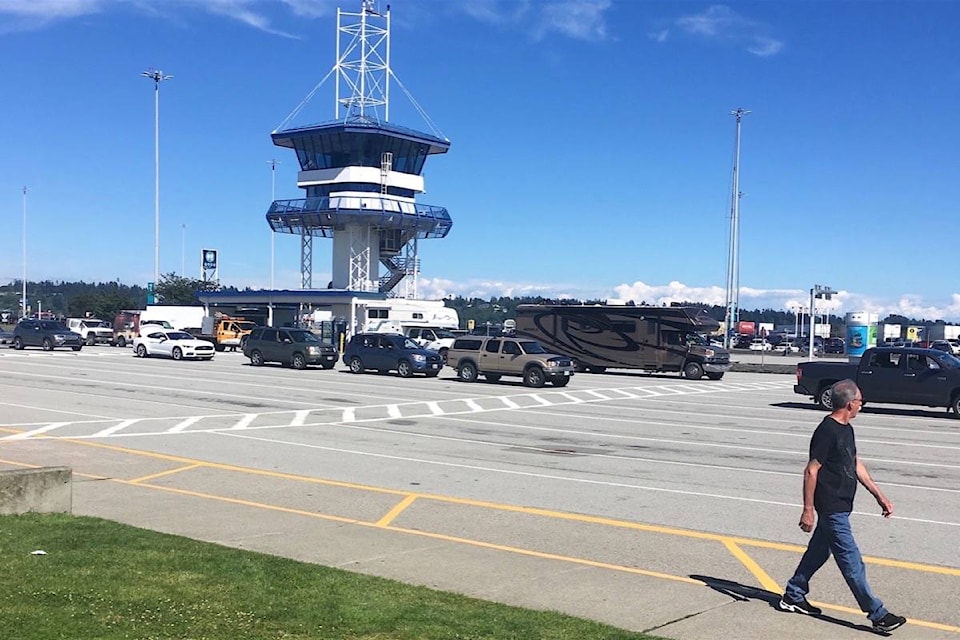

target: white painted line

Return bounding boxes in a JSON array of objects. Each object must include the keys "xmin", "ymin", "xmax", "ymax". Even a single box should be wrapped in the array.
[
  {"xmin": 168, "ymin": 416, "xmax": 203, "ymax": 433},
  {"xmin": 427, "ymin": 401, "xmax": 443, "ymax": 415},
  {"xmin": 4, "ymin": 422, "xmax": 69, "ymax": 440},
  {"xmin": 558, "ymin": 392, "xmax": 583, "ymax": 403},
  {"xmin": 291, "ymin": 410, "xmax": 310, "ymax": 426},
  {"xmin": 465, "ymin": 399, "xmax": 483, "ymax": 412},
  {"xmin": 585, "ymin": 390, "xmax": 610, "ymax": 400},
  {"xmin": 608, "ymin": 388, "xmax": 638, "ymax": 398},
  {"xmin": 91, "ymin": 419, "xmax": 139, "ymax": 438},
  {"xmin": 387, "ymin": 405, "xmax": 402, "ymax": 419},
  {"xmin": 230, "ymin": 414, "xmax": 257, "ymax": 430},
  {"xmin": 342, "ymin": 408, "xmax": 356, "ymax": 422},
  {"xmin": 529, "ymin": 394, "xmax": 552, "ymax": 406},
  {"xmin": 500, "ymin": 397, "xmax": 520, "ymax": 409},
  {"xmin": 632, "ymin": 387, "xmax": 662, "ymax": 396}
]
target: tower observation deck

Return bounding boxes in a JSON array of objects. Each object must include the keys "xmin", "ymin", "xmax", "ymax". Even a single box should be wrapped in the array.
[{"xmin": 267, "ymin": 1, "xmax": 451, "ymax": 296}]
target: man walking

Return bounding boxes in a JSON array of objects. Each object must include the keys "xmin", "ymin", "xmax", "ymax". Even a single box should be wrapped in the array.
[{"xmin": 778, "ymin": 379, "xmax": 907, "ymax": 633}]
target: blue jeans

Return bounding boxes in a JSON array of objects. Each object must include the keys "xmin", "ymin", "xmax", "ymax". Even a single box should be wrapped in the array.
[{"xmin": 785, "ymin": 511, "xmax": 888, "ymax": 622}]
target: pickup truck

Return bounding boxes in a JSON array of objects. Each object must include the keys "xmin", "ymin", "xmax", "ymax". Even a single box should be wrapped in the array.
[{"xmin": 794, "ymin": 347, "xmax": 960, "ymax": 416}]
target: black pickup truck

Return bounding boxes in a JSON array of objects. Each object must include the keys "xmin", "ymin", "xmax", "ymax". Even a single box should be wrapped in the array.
[{"xmin": 794, "ymin": 347, "xmax": 960, "ymax": 416}]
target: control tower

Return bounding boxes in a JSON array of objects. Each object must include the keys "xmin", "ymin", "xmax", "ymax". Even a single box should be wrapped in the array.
[{"xmin": 267, "ymin": 1, "xmax": 451, "ymax": 297}]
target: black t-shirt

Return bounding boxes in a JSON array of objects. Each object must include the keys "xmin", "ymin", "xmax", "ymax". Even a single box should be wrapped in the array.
[{"xmin": 809, "ymin": 416, "xmax": 858, "ymax": 514}]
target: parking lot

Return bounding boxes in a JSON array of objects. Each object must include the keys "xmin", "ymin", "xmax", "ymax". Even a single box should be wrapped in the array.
[{"xmin": 1, "ymin": 347, "xmax": 958, "ymax": 638}]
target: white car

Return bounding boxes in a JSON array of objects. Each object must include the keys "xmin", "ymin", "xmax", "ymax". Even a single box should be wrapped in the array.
[
  {"xmin": 748, "ymin": 338, "xmax": 772, "ymax": 351},
  {"xmin": 133, "ymin": 329, "xmax": 215, "ymax": 361}
]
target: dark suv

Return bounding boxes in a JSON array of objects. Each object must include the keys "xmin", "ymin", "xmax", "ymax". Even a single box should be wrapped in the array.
[
  {"xmin": 243, "ymin": 327, "xmax": 338, "ymax": 369},
  {"xmin": 343, "ymin": 333, "xmax": 443, "ymax": 377},
  {"xmin": 12, "ymin": 319, "xmax": 84, "ymax": 351}
]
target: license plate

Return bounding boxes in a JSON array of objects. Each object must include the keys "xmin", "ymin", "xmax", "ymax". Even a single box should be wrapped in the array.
[
  {"xmin": 563, "ymin": 371, "xmax": 570, "ymax": 376},
  {"xmin": 431, "ymin": 363, "xmax": 439, "ymax": 369}
]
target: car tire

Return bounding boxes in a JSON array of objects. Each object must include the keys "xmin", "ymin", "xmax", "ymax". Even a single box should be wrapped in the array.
[
  {"xmin": 458, "ymin": 361, "xmax": 478, "ymax": 382},
  {"xmin": 588, "ymin": 366, "xmax": 607, "ymax": 374},
  {"xmin": 292, "ymin": 353, "xmax": 307, "ymax": 370},
  {"xmin": 397, "ymin": 360, "xmax": 413, "ymax": 378},
  {"xmin": 439, "ymin": 347, "xmax": 449, "ymax": 364},
  {"xmin": 523, "ymin": 366, "xmax": 546, "ymax": 388},
  {"xmin": 172, "ymin": 347, "xmax": 183, "ymax": 361},
  {"xmin": 250, "ymin": 350, "xmax": 264, "ymax": 366},
  {"xmin": 683, "ymin": 362, "xmax": 704, "ymax": 380},
  {"xmin": 349, "ymin": 356, "xmax": 364, "ymax": 373},
  {"xmin": 706, "ymin": 372, "xmax": 724, "ymax": 380},
  {"xmin": 13, "ymin": 337, "xmax": 24, "ymax": 350},
  {"xmin": 136, "ymin": 344, "xmax": 148, "ymax": 358},
  {"xmin": 42, "ymin": 338, "xmax": 54, "ymax": 351},
  {"xmin": 86, "ymin": 334, "xmax": 96, "ymax": 346},
  {"xmin": 951, "ymin": 393, "xmax": 960, "ymax": 419},
  {"xmin": 816, "ymin": 385, "xmax": 834, "ymax": 410},
  {"xmin": 484, "ymin": 373, "xmax": 501, "ymax": 382},
  {"xmin": 552, "ymin": 376, "xmax": 570, "ymax": 387},
  {"xmin": 117, "ymin": 336, "xmax": 127, "ymax": 348}
]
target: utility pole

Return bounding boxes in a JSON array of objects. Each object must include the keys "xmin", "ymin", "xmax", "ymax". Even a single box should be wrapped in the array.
[{"xmin": 21, "ymin": 186, "xmax": 27, "ymax": 318}]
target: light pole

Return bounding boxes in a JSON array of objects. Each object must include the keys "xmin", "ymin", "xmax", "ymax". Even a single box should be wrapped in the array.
[
  {"xmin": 723, "ymin": 107, "xmax": 750, "ymax": 348},
  {"xmin": 141, "ymin": 68, "xmax": 173, "ymax": 287},
  {"xmin": 808, "ymin": 284, "xmax": 836, "ymax": 359},
  {"xmin": 21, "ymin": 186, "xmax": 27, "ymax": 319},
  {"xmin": 268, "ymin": 159, "xmax": 280, "ymax": 290}
]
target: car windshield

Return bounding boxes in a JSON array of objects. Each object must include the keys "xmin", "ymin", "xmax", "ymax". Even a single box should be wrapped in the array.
[
  {"xmin": 685, "ymin": 333, "xmax": 709, "ymax": 346},
  {"xmin": 288, "ymin": 330, "xmax": 320, "ymax": 343},
  {"xmin": 167, "ymin": 331, "xmax": 194, "ymax": 340},
  {"xmin": 236, "ymin": 322, "xmax": 257, "ymax": 331},
  {"xmin": 936, "ymin": 353, "xmax": 960, "ymax": 369},
  {"xmin": 435, "ymin": 329, "xmax": 457, "ymax": 339},
  {"xmin": 519, "ymin": 341, "xmax": 548, "ymax": 354}
]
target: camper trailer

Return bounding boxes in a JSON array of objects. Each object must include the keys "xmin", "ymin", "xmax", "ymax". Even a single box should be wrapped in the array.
[
  {"xmin": 361, "ymin": 299, "xmax": 459, "ymax": 334},
  {"xmin": 514, "ymin": 304, "xmax": 731, "ymax": 380}
]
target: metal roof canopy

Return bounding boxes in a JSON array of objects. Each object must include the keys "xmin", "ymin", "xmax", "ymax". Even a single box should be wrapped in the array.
[{"xmin": 197, "ymin": 289, "xmax": 387, "ymax": 306}]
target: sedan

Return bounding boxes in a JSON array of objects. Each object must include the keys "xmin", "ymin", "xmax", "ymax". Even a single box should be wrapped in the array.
[
  {"xmin": 133, "ymin": 329, "xmax": 216, "ymax": 360},
  {"xmin": 748, "ymin": 339, "xmax": 772, "ymax": 351}
]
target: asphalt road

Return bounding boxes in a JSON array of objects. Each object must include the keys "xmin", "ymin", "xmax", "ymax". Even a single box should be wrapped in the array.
[{"xmin": 1, "ymin": 346, "xmax": 957, "ymax": 639}]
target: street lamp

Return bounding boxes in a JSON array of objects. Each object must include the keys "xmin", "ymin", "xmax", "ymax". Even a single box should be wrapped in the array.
[
  {"xmin": 723, "ymin": 107, "xmax": 750, "ymax": 348},
  {"xmin": 21, "ymin": 186, "xmax": 27, "ymax": 318},
  {"xmin": 141, "ymin": 68, "xmax": 173, "ymax": 287}
]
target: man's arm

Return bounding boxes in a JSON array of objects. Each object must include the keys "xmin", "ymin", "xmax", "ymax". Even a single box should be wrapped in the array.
[
  {"xmin": 856, "ymin": 459, "xmax": 894, "ymax": 517},
  {"xmin": 799, "ymin": 459, "xmax": 821, "ymax": 532}
]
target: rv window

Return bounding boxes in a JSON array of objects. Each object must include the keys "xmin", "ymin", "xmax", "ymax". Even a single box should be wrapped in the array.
[
  {"xmin": 484, "ymin": 339, "xmax": 501, "ymax": 353},
  {"xmin": 367, "ymin": 309, "xmax": 388, "ymax": 319},
  {"xmin": 413, "ymin": 313, "xmax": 423, "ymax": 319},
  {"xmin": 565, "ymin": 318, "xmax": 599, "ymax": 331}
]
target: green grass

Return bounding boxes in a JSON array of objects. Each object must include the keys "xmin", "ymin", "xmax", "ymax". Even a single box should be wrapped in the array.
[{"xmin": 0, "ymin": 513, "xmax": 658, "ymax": 640}]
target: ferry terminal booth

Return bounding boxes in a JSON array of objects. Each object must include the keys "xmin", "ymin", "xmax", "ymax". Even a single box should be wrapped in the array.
[{"xmin": 197, "ymin": 289, "xmax": 388, "ymax": 347}]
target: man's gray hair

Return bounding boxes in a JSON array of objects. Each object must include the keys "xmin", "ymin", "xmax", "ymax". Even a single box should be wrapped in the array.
[{"xmin": 831, "ymin": 379, "xmax": 859, "ymax": 408}]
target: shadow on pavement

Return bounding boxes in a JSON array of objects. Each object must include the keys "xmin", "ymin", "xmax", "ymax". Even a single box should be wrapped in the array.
[{"xmin": 690, "ymin": 575, "xmax": 876, "ymax": 635}]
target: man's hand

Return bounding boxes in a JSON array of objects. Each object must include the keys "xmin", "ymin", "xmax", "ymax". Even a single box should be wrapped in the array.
[
  {"xmin": 799, "ymin": 507, "xmax": 816, "ymax": 532},
  {"xmin": 877, "ymin": 494, "xmax": 894, "ymax": 517}
]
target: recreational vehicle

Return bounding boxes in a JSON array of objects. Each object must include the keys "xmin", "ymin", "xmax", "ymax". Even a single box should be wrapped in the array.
[
  {"xmin": 361, "ymin": 299, "xmax": 459, "ymax": 334},
  {"xmin": 514, "ymin": 304, "xmax": 731, "ymax": 380}
]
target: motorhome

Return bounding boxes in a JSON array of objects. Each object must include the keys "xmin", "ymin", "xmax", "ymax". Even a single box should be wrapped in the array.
[
  {"xmin": 361, "ymin": 299, "xmax": 459, "ymax": 334},
  {"xmin": 514, "ymin": 304, "xmax": 731, "ymax": 380}
]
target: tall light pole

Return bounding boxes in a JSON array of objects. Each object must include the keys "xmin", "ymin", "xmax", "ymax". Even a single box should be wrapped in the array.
[
  {"xmin": 268, "ymin": 159, "xmax": 280, "ymax": 290},
  {"xmin": 21, "ymin": 186, "xmax": 27, "ymax": 318},
  {"xmin": 808, "ymin": 284, "xmax": 836, "ymax": 359},
  {"xmin": 141, "ymin": 68, "xmax": 173, "ymax": 287},
  {"xmin": 723, "ymin": 107, "xmax": 750, "ymax": 348}
]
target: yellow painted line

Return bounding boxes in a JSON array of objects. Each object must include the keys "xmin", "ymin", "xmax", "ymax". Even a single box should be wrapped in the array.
[
  {"xmin": 129, "ymin": 463, "xmax": 202, "ymax": 484},
  {"xmin": 383, "ymin": 523, "xmax": 705, "ymax": 586},
  {"xmin": 721, "ymin": 538, "xmax": 781, "ymax": 593},
  {"xmin": 376, "ymin": 494, "xmax": 418, "ymax": 528},
  {"xmin": 0, "ymin": 457, "xmax": 39, "ymax": 468},
  {"xmin": 14, "ymin": 436, "xmax": 960, "ymax": 579},
  {"xmin": 0, "ymin": 427, "xmax": 26, "ymax": 436}
]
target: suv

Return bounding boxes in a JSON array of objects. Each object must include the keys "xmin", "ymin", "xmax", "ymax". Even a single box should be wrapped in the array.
[
  {"xmin": 243, "ymin": 327, "xmax": 338, "ymax": 370},
  {"xmin": 446, "ymin": 336, "xmax": 576, "ymax": 387},
  {"xmin": 12, "ymin": 319, "xmax": 84, "ymax": 351},
  {"xmin": 343, "ymin": 333, "xmax": 443, "ymax": 377}
]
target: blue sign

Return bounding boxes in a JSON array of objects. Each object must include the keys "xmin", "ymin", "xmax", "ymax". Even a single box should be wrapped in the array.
[
  {"xmin": 202, "ymin": 249, "xmax": 217, "ymax": 271},
  {"xmin": 146, "ymin": 281, "xmax": 155, "ymax": 305}
]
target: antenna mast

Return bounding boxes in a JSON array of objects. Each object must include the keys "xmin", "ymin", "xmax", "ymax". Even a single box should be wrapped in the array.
[{"xmin": 336, "ymin": 1, "xmax": 390, "ymax": 122}]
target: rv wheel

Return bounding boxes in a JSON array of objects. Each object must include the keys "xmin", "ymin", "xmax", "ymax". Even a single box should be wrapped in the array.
[{"xmin": 683, "ymin": 362, "xmax": 704, "ymax": 380}]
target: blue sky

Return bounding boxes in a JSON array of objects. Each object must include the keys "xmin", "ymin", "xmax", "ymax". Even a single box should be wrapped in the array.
[{"xmin": 1, "ymin": 1, "xmax": 959, "ymax": 320}]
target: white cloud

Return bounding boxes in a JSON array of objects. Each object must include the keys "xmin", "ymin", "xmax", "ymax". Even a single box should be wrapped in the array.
[
  {"xmin": 418, "ymin": 275, "xmax": 960, "ymax": 323},
  {"xmin": 671, "ymin": 4, "xmax": 784, "ymax": 57},
  {"xmin": 459, "ymin": 0, "xmax": 611, "ymax": 42},
  {"xmin": 649, "ymin": 28, "xmax": 669, "ymax": 44}
]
